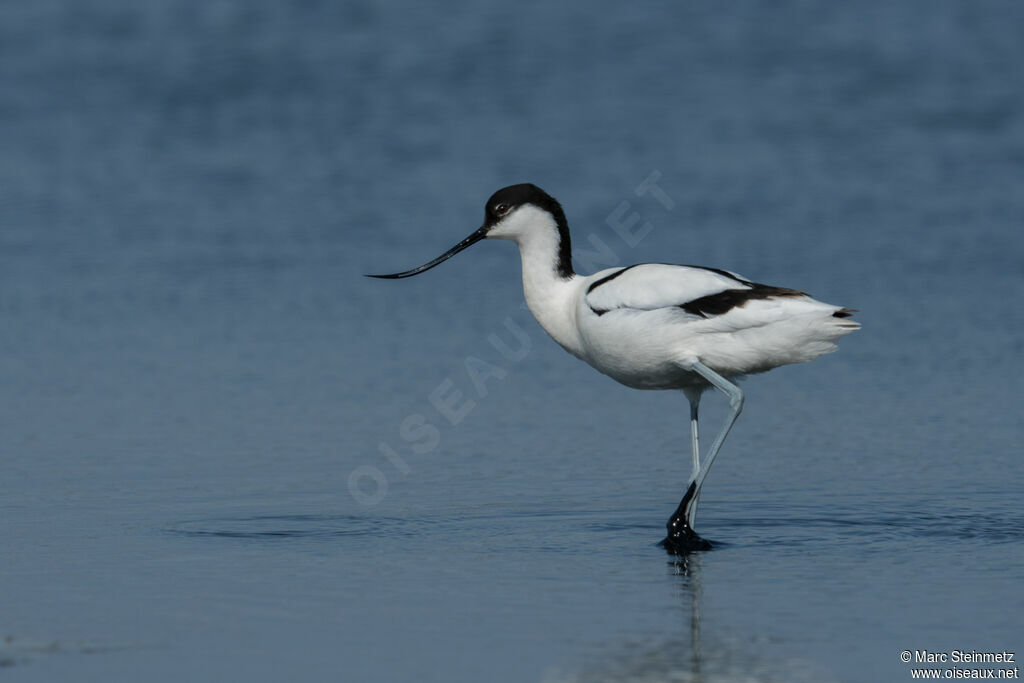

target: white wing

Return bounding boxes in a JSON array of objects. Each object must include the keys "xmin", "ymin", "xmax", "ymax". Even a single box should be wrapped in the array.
[{"xmin": 584, "ymin": 263, "xmax": 754, "ymax": 316}]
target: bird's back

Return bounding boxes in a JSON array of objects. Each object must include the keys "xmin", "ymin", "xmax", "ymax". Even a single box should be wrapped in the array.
[{"xmin": 573, "ymin": 263, "xmax": 858, "ymax": 388}]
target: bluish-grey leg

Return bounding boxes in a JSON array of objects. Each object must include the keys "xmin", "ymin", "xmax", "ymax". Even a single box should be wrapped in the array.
[
  {"xmin": 685, "ymin": 387, "xmax": 701, "ymax": 485},
  {"xmin": 664, "ymin": 361, "xmax": 744, "ymax": 553},
  {"xmin": 689, "ymin": 360, "xmax": 744, "ymax": 510}
]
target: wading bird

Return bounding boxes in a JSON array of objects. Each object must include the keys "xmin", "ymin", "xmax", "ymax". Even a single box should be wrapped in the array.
[{"xmin": 369, "ymin": 184, "xmax": 858, "ymax": 552}]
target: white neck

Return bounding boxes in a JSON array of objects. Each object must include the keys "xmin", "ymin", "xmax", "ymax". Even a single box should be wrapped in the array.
[{"xmin": 504, "ymin": 212, "xmax": 584, "ymax": 357}]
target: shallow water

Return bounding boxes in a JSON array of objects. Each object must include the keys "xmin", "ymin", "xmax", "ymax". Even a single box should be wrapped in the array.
[{"xmin": 3, "ymin": 1, "xmax": 1023, "ymax": 680}]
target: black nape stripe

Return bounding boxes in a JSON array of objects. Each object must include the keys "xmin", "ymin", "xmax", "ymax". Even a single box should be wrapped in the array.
[
  {"xmin": 681, "ymin": 284, "xmax": 805, "ymax": 318},
  {"xmin": 485, "ymin": 183, "xmax": 574, "ymax": 279}
]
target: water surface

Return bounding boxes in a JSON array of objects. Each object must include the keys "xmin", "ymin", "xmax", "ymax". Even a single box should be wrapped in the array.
[{"xmin": 2, "ymin": 1, "xmax": 1023, "ymax": 680}]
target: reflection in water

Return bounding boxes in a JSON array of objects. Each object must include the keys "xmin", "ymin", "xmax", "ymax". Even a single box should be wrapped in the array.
[
  {"xmin": 541, "ymin": 552, "xmax": 831, "ymax": 683},
  {"xmin": 670, "ymin": 553, "xmax": 704, "ymax": 681}
]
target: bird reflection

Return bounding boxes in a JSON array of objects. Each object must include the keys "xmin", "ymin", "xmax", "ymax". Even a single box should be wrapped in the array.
[
  {"xmin": 670, "ymin": 551, "xmax": 705, "ymax": 681},
  {"xmin": 541, "ymin": 547, "xmax": 818, "ymax": 682}
]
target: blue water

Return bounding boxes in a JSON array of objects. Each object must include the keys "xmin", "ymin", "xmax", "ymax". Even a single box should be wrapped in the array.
[{"xmin": 3, "ymin": 1, "xmax": 1023, "ymax": 680}]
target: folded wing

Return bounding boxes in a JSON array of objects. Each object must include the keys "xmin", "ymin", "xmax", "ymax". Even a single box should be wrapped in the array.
[{"xmin": 585, "ymin": 263, "xmax": 801, "ymax": 318}]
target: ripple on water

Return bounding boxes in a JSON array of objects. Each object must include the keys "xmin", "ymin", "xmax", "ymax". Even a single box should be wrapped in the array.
[
  {"xmin": 163, "ymin": 505, "xmax": 1024, "ymax": 555},
  {"xmin": 0, "ymin": 635, "xmax": 120, "ymax": 668},
  {"xmin": 164, "ymin": 514, "xmax": 422, "ymax": 541},
  {"xmin": 711, "ymin": 505, "xmax": 1024, "ymax": 548}
]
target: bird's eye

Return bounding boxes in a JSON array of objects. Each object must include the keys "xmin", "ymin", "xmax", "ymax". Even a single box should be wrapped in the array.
[{"xmin": 495, "ymin": 203, "xmax": 510, "ymax": 216}]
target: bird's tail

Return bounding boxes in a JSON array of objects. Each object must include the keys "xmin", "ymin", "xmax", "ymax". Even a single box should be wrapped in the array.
[{"xmin": 829, "ymin": 307, "xmax": 861, "ymax": 331}]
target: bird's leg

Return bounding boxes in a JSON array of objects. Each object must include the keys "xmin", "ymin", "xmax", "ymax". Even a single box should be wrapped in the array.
[
  {"xmin": 683, "ymin": 389, "xmax": 704, "ymax": 527},
  {"xmin": 664, "ymin": 361, "xmax": 744, "ymax": 554},
  {"xmin": 689, "ymin": 360, "xmax": 744, "ymax": 501},
  {"xmin": 665, "ymin": 389, "xmax": 706, "ymax": 551},
  {"xmin": 687, "ymin": 390, "xmax": 701, "ymax": 484}
]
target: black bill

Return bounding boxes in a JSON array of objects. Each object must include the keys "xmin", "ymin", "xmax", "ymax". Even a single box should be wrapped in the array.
[{"xmin": 366, "ymin": 225, "xmax": 488, "ymax": 279}]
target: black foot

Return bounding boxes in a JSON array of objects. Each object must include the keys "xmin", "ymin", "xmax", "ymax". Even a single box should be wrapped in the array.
[
  {"xmin": 661, "ymin": 523, "xmax": 713, "ymax": 554},
  {"xmin": 661, "ymin": 481, "xmax": 713, "ymax": 554}
]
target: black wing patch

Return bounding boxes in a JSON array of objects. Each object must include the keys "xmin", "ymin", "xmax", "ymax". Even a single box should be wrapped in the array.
[
  {"xmin": 586, "ymin": 263, "xmax": 805, "ymax": 318},
  {"xmin": 587, "ymin": 265, "xmax": 638, "ymax": 315},
  {"xmin": 680, "ymin": 284, "xmax": 805, "ymax": 318},
  {"xmin": 586, "ymin": 265, "xmax": 639, "ymax": 295},
  {"xmin": 684, "ymin": 264, "xmax": 751, "ymax": 284}
]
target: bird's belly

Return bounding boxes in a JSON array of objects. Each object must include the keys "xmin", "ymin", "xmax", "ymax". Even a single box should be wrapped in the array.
[
  {"xmin": 585, "ymin": 355, "xmax": 701, "ymax": 390},
  {"xmin": 574, "ymin": 308, "xmax": 818, "ymax": 390},
  {"xmin": 574, "ymin": 311, "xmax": 708, "ymax": 389}
]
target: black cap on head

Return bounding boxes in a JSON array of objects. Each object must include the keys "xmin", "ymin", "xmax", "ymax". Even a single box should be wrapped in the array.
[
  {"xmin": 483, "ymin": 183, "xmax": 557, "ymax": 224},
  {"xmin": 482, "ymin": 184, "xmax": 573, "ymax": 278},
  {"xmin": 366, "ymin": 183, "xmax": 573, "ymax": 280}
]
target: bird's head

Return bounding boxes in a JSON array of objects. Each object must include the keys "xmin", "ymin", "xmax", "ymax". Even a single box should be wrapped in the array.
[{"xmin": 367, "ymin": 183, "xmax": 572, "ymax": 279}]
